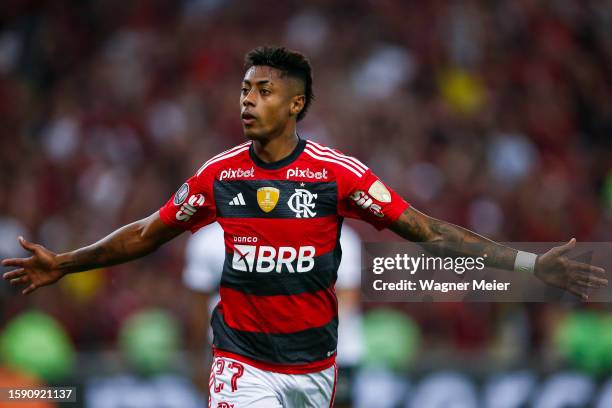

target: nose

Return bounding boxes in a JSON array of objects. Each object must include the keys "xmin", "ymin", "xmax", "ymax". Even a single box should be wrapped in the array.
[{"xmin": 242, "ymin": 88, "xmax": 256, "ymax": 107}]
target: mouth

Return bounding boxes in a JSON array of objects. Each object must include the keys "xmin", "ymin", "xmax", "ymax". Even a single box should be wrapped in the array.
[{"xmin": 241, "ymin": 111, "xmax": 257, "ymax": 125}]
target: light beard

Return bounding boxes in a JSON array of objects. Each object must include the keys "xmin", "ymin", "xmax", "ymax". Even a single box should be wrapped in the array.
[
  {"xmin": 242, "ymin": 117, "xmax": 292, "ymax": 142},
  {"xmin": 243, "ymin": 128, "xmax": 267, "ymax": 141}
]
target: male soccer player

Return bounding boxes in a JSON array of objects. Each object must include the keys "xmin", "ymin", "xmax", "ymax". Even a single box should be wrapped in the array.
[{"xmin": 2, "ymin": 46, "xmax": 607, "ymax": 408}]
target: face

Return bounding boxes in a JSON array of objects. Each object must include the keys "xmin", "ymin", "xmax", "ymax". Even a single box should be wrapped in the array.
[{"xmin": 240, "ymin": 66, "xmax": 305, "ymax": 140}]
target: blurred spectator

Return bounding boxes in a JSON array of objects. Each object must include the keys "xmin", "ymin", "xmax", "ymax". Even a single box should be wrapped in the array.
[
  {"xmin": 0, "ymin": 311, "xmax": 74, "ymax": 408},
  {"xmin": 0, "ymin": 311, "xmax": 75, "ymax": 383},
  {"xmin": 353, "ymin": 309, "xmax": 419, "ymax": 408},
  {"xmin": 0, "ymin": 366, "xmax": 57, "ymax": 408},
  {"xmin": 85, "ymin": 309, "xmax": 204, "ymax": 408}
]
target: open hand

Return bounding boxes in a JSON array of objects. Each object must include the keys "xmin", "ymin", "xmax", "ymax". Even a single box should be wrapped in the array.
[
  {"xmin": 535, "ymin": 238, "xmax": 608, "ymax": 301},
  {"xmin": 1, "ymin": 236, "xmax": 65, "ymax": 295}
]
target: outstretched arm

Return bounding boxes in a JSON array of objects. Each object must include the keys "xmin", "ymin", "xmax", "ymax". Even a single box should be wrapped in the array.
[
  {"xmin": 1, "ymin": 211, "xmax": 183, "ymax": 295},
  {"xmin": 390, "ymin": 207, "xmax": 517, "ymax": 269},
  {"xmin": 389, "ymin": 207, "xmax": 607, "ymax": 299}
]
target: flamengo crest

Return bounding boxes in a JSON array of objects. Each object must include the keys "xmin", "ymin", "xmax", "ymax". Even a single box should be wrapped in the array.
[{"xmin": 288, "ymin": 189, "xmax": 317, "ymax": 218}]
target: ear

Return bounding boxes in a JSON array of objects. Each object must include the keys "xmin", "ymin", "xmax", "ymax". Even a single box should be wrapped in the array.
[{"xmin": 290, "ymin": 95, "xmax": 305, "ymax": 117}]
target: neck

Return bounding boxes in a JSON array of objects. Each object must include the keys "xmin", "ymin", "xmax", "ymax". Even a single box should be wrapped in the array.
[{"xmin": 251, "ymin": 130, "xmax": 299, "ymax": 163}]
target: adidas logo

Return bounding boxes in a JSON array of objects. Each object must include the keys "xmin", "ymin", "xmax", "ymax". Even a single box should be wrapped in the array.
[{"xmin": 229, "ymin": 193, "xmax": 246, "ymax": 206}]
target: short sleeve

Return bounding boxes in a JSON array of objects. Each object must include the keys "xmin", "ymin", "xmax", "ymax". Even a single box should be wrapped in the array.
[
  {"xmin": 182, "ymin": 223, "xmax": 226, "ymax": 292},
  {"xmin": 338, "ymin": 169, "xmax": 409, "ymax": 230},
  {"xmin": 159, "ymin": 169, "xmax": 216, "ymax": 233}
]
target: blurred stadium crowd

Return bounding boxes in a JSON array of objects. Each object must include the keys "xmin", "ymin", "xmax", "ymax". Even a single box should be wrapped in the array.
[{"xmin": 1, "ymin": 0, "xmax": 611, "ymax": 406}]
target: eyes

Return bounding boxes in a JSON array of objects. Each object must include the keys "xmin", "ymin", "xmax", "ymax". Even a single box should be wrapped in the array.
[{"xmin": 241, "ymin": 87, "xmax": 271, "ymax": 97}]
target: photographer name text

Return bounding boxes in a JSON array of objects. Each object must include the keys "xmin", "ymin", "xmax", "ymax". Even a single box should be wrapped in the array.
[{"xmin": 372, "ymin": 279, "xmax": 510, "ymax": 292}]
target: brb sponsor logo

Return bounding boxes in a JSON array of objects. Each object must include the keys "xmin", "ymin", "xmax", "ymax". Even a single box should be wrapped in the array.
[
  {"xmin": 232, "ymin": 245, "xmax": 315, "ymax": 273},
  {"xmin": 351, "ymin": 190, "xmax": 384, "ymax": 217},
  {"xmin": 219, "ymin": 167, "xmax": 255, "ymax": 181},
  {"xmin": 175, "ymin": 194, "xmax": 205, "ymax": 222},
  {"xmin": 286, "ymin": 167, "xmax": 328, "ymax": 180}
]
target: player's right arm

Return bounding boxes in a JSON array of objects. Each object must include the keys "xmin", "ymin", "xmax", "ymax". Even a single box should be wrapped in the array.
[
  {"xmin": 1, "ymin": 212, "xmax": 184, "ymax": 295},
  {"xmin": 3, "ymin": 147, "xmax": 222, "ymax": 296}
]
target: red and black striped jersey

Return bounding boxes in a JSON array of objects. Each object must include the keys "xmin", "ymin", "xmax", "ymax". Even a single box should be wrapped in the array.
[{"xmin": 159, "ymin": 138, "xmax": 409, "ymax": 374}]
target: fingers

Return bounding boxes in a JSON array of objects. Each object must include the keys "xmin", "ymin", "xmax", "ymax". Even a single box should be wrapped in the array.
[
  {"xmin": 6, "ymin": 273, "xmax": 39, "ymax": 295},
  {"xmin": 2, "ymin": 268, "xmax": 25, "ymax": 280},
  {"xmin": 568, "ymin": 261, "xmax": 606, "ymax": 276},
  {"xmin": 1, "ymin": 258, "xmax": 29, "ymax": 268},
  {"xmin": 567, "ymin": 261, "xmax": 608, "ymax": 288},
  {"xmin": 18, "ymin": 236, "xmax": 38, "ymax": 253},
  {"xmin": 567, "ymin": 285, "xmax": 589, "ymax": 301},
  {"xmin": 573, "ymin": 277, "xmax": 608, "ymax": 288},
  {"xmin": 10, "ymin": 275, "xmax": 30, "ymax": 286},
  {"xmin": 553, "ymin": 238, "xmax": 576, "ymax": 256},
  {"xmin": 2, "ymin": 237, "xmax": 40, "ymax": 266},
  {"xmin": 22, "ymin": 283, "xmax": 38, "ymax": 295},
  {"xmin": 3, "ymin": 267, "xmax": 30, "ymax": 286}
]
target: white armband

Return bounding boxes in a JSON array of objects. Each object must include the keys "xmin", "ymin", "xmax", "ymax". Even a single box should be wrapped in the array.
[{"xmin": 514, "ymin": 251, "xmax": 538, "ymax": 274}]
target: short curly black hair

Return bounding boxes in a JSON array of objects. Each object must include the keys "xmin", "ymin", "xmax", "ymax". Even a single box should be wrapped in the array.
[{"xmin": 244, "ymin": 46, "xmax": 314, "ymax": 122}]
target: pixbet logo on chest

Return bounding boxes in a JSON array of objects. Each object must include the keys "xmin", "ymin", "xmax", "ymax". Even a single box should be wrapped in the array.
[
  {"xmin": 232, "ymin": 245, "xmax": 315, "ymax": 273},
  {"xmin": 286, "ymin": 167, "xmax": 328, "ymax": 180},
  {"xmin": 219, "ymin": 167, "xmax": 255, "ymax": 181}
]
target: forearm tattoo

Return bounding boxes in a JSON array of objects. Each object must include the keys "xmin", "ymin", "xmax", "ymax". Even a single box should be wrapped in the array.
[{"xmin": 390, "ymin": 208, "xmax": 517, "ymax": 270}]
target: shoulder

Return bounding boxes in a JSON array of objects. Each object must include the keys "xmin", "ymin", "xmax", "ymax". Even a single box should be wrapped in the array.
[
  {"xmin": 195, "ymin": 141, "xmax": 252, "ymax": 178},
  {"xmin": 302, "ymin": 140, "xmax": 369, "ymax": 179}
]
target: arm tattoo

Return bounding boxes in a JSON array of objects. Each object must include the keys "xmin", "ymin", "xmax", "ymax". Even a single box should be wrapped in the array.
[
  {"xmin": 390, "ymin": 208, "xmax": 517, "ymax": 271},
  {"xmin": 56, "ymin": 219, "xmax": 166, "ymax": 274},
  {"xmin": 57, "ymin": 246, "xmax": 105, "ymax": 272}
]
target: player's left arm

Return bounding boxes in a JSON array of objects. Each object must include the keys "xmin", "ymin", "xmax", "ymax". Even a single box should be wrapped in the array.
[{"xmin": 389, "ymin": 206, "xmax": 608, "ymax": 300}]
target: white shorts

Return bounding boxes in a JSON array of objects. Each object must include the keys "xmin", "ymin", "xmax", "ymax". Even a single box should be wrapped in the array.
[{"xmin": 208, "ymin": 356, "xmax": 337, "ymax": 408}]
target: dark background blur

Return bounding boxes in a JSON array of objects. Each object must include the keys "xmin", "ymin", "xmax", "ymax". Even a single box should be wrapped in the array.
[{"xmin": 1, "ymin": 0, "xmax": 611, "ymax": 407}]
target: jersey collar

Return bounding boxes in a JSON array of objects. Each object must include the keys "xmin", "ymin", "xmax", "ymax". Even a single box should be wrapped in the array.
[{"xmin": 249, "ymin": 137, "xmax": 306, "ymax": 170}]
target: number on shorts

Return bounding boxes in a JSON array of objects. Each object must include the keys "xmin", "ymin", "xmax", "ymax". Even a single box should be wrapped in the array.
[
  {"xmin": 213, "ymin": 359, "xmax": 225, "ymax": 392},
  {"xmin": 215, "ymin": 359, "xmax": 226, "ymax": 375},
  {"xmin": 212, "ymin": 359, "xmax": 244, "ymax": 393},
  {"xmin": 228, "ymin": 361, "xmax": 244, "ymax": 392}
]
